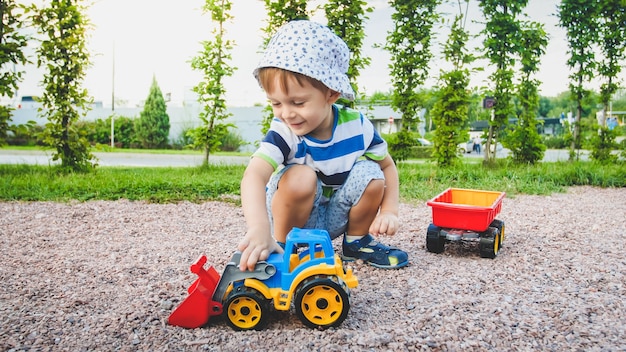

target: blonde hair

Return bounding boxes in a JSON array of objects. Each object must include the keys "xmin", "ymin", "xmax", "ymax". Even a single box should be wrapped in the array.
[{"xmin": 257, "ymin": 67, "xmax": 332, "ymax": 96}]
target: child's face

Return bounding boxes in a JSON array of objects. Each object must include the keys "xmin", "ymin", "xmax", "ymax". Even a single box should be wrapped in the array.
[{"xmin": 266, "ymin": 74, "xmax": 339, "ymax": 139}]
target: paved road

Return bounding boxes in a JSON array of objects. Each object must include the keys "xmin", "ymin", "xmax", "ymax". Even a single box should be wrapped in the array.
[
  {"xmin": 0, "ymin": 148, "xmax": 591, "ymax": 166},
  {"xmin": 460, "ymin": 148, "xmax": 590, "ymax": 162},
  {"xmin": 0, "ymin": 149, "xmax": 251, "ymax": 167}
]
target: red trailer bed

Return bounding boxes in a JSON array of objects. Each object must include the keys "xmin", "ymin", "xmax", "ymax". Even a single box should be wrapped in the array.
[{"xmin": 427, "ymin": 188, "xmax": 505, "ymax": 232}]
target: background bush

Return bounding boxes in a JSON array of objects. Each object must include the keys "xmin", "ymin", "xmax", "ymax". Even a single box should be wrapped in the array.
[
  {"xmin": 80, "ymin": 116, "xmax": 137, "ymax": 148},
  {"xmin": 219, "ymin": 130, "xmax": 248, "ymax": 152},
  {"xmin": 542, "ymin": 135, "xmax": 569, "ymax": 149},
  {"xmin": 6, "ymin": 123, "xmax": 45, "ymax": 146}
]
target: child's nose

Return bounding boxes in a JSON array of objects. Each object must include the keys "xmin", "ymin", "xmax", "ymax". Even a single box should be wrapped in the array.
[{"xmin": 281, "ymin": 106, "xmax": 296, "ymax": 120}]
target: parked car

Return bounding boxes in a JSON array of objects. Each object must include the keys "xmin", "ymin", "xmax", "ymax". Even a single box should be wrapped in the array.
[
  {"xmin": 458, "ymin": 139, "xmax": 502, "ymax": 154},
  {"xmin": 458, "ymin": 141, "xmax": 473, "ymax": 154},
  {"xmin": 416, "ymin": 138, "xmax": 432, "ymax": 146}
]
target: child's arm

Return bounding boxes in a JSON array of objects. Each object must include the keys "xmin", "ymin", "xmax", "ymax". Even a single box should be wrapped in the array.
[
  {"xmin": 370, "ymin": 154, "xmax": 400, "ymax": 236},
  {"xmin": 238, "ymin": 157, "xmax": 284, "ymax": 271}
]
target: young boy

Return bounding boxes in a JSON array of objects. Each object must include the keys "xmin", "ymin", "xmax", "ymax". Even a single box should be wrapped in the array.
[{"xmin": 237, "ymin": 20, "xmax": 408, "ymax": 271}]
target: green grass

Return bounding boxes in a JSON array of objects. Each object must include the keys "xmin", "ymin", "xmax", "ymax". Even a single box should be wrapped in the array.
[
  {"xmin": 1, "ymin": 158, "xmax": 624, "ymax": 203},
  {"xmin": 397, "ymin": 160, "xmax": 625, "ymax": 204},
  {"xmin": 0, "ymin": 164, "xmax": 245, "ymax": 203}
]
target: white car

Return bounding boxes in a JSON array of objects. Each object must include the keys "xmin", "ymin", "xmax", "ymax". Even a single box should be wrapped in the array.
[
  {"xmin": 416, "ymin": 138, "xmax": 432, "ymax": 146},
  {"xmin": 458, "ymin": 139, "xmax": 502, "ymax": 154}
]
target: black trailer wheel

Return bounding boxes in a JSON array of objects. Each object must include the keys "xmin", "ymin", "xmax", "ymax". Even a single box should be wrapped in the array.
[
  {"xmin": 224, "ymin": 287, "xmax": 269, "ymax": 331},
  {"xmin": 489, "ymin": 219, "xmax": 505, "ymax": 249},
  {"xmin": 479, "ymin": 227, "xmax": 500, "ymax": 259},
  {"xmin": 295, "ymin": 277, "xmax": 350, "ymax": 330},
  {"xmin": 426, "ymin": 224, "xmax": 445, "ymax": 253}
]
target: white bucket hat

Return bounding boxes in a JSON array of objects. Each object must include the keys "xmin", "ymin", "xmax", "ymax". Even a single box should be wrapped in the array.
[{"xmin": 253, "ymin": 20, "xmax": 355, "ymax": 101}]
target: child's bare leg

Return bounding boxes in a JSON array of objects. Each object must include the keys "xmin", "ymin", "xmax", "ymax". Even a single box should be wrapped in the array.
[
  {"xmin": 345, "ymin": 179, "xmax": 384, "ymax": 236},
  {"xmin": 271, "ymin": 165, "xmax": 317, "ymax": 243}
]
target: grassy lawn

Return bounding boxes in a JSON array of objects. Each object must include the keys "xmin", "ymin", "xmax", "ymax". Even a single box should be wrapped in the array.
[{"xmin": 1, "ymin": 156, "xmax": 624, "ymax": 203}]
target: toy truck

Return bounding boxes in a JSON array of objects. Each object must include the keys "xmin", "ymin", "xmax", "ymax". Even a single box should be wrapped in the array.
[
  {"xmin": 426, "ymin": 188, "xmax": 506, "ymax": 258},
  {"xmin": 168, "ymin": 227, "xmax": 358, "ymax": 330}
]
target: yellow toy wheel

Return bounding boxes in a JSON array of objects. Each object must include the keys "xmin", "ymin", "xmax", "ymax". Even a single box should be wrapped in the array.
[
  {"xmin": 490, "ymin": 219, "xmax": 505, "ymax": 249},
  {"xmin": 295, "ymin": 277, "xmax": 350, "ymax": 329},
  {"xmin": 224, "ymin": 288, "xmax": 268, "ymax": 331}
]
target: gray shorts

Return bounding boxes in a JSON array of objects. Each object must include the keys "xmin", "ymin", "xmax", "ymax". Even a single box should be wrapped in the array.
[{"xmin": 266, "ymin": 160, "xmax": 384, "ymax": 239}]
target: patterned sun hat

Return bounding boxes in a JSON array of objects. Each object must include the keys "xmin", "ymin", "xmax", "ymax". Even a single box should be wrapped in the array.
[{"xmin": 253, "ymin": 20, "xmax": 355, "ymax": 101}]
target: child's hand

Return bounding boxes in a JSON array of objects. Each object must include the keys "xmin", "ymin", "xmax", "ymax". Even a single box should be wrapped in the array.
[
  {"xmin": 369, "ymin": 211, "xmax": 399, "ymax": 236},
  {"xmin": 237, "ymin": 232, "xmax": 284, "ymax": 271}
]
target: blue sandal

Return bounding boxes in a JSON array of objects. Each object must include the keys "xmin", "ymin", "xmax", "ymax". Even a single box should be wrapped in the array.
[{"xmin": 341, "ymin": 234, "xmax": 409, "ymax": 269}]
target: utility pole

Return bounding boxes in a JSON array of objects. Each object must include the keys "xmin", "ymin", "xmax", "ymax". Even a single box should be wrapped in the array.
[{"xmin": 110, "ymin": 41, "xmax": 115, "ymax": 148}]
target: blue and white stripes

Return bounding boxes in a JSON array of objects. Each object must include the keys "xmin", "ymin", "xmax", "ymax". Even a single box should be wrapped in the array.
[{"xmin": 253, "ymin": 105, "xmax": 387, "ymax": 190}]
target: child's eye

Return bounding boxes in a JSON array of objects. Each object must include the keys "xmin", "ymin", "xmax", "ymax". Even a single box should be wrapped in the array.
[{"xmin": 292, "ymin": 101, "xmax": 304, "ymax": 106}]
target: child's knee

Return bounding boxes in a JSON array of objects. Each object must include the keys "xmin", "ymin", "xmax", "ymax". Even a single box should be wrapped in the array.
[
  {"xmin": 278, "ymin": 165, "xmax": 317, "ymax": 198},
  {"xmin": 350, "ymin": 179, "xmax": 385, "ymax": 210},
  {"xmin": 365, "ymin": 178, "xmax": 385, "ymax": 194}
]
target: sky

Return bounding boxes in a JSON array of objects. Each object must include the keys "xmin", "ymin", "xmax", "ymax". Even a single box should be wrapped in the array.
[{"xmin": 14, "ymin": 0, "xmax": 619, "ymax": 108}]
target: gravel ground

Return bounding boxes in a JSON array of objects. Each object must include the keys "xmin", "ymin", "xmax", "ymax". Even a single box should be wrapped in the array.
[{"xmin": 1, "ymin": 186, "xmax": 625, "ymax": 351}]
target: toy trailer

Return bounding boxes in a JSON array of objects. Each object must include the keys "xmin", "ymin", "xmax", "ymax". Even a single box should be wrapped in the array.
[{"xmin": 426, "ymin": 188, "xmax": 506, "ymax": 258}]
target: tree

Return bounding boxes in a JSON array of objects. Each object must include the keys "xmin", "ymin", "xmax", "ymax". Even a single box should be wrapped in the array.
[
  {"xmin": 385, "ymin": 0, "xmax": 440, "ymax": 161},
  {"xmin": 537, "ymin": 96, "xmax": 553, "ymax": 118},
  {"xmin": 558, "ymin": 0, "xmax": 598, "ymax": 159},
  {"xmin": 596, "ymin": 0, "xmax": 626, "ymax": 128},
  {"xmin": 589, "ymin": 126, "xmax": 619, "ymax": 163},
  {"xmin": 479, "ymin": 0, "xmax": 527, "ymax": 163},
  {"xmin": 31, "ymin": 0, "xmax": 94, "ymax": 171},
  {"xmin": 324, "ymin": 0, "xmax": 372, "ymax": 106},
  {"xmin": 431, "ymin": 1, "xmax": 474, "ymax": 167},
  {"xmin": 259, "ymin": 0, "xmax": 308, "ymax": 134},
  {"xmin": 135, "ymin": 76, "xmax": 170, "ymax": 149},
  {"xmin": 262, "ymin": 0, "xmax": 308, "ymax": 38},
  {"xmin": 507, "ymin": 21, "xmax": 547, "ymax": 164},
  {"xmin": 0, "ymin": 0, "xmax": 29, "ymax": 146},
  {"xmin": 188, "ymin": 0, "xmax": 235, "ymax": 165}
]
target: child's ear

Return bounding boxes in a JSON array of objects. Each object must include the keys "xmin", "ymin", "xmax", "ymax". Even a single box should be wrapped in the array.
[{"xmin": 327, "ymin": 90, "xmax": 341, "ymax": 104}]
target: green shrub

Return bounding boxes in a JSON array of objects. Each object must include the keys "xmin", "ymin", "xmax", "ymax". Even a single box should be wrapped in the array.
[
  {"xmin": 112, "ymin": 116, "xmax": 137, "ymax": 148},
  {"xmin": 589, "ymin": 126, "xmax": 618, "ymax": 164},
  {"xmin": 172, "ymin": 127, "xmax": 195, "ymax": 150},
  {"xmin": 384, "ymin": 131, "xmax": 428, "ymax": 161},
  {"xmin": 542, "ymin": 135, "xmax": 568, "ymax": 149},
  {"xmin": 220, "ymin": 130, "xmax": 248, "ymax": 152},
  {"xmin": 7, "ymin": 123, "xmax": 45, "ymax": 146},
  {"xmin": 79, "ymin": 116, "xmax": 137, "ymax": 148},
  {"xmin": 407, "ymin": 146, "xmax": 433, "ymax": 159}
]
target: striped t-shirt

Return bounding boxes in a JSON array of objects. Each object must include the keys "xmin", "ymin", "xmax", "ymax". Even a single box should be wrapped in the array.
[{"xmin": 252, "ymin": 105, "xmax": 388, "ymax": 190}]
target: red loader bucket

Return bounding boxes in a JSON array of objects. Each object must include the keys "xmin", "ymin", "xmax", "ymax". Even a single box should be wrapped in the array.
[{"xmin": 168, "ymin": 255, "xmax": 223, "ymax": 328}]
